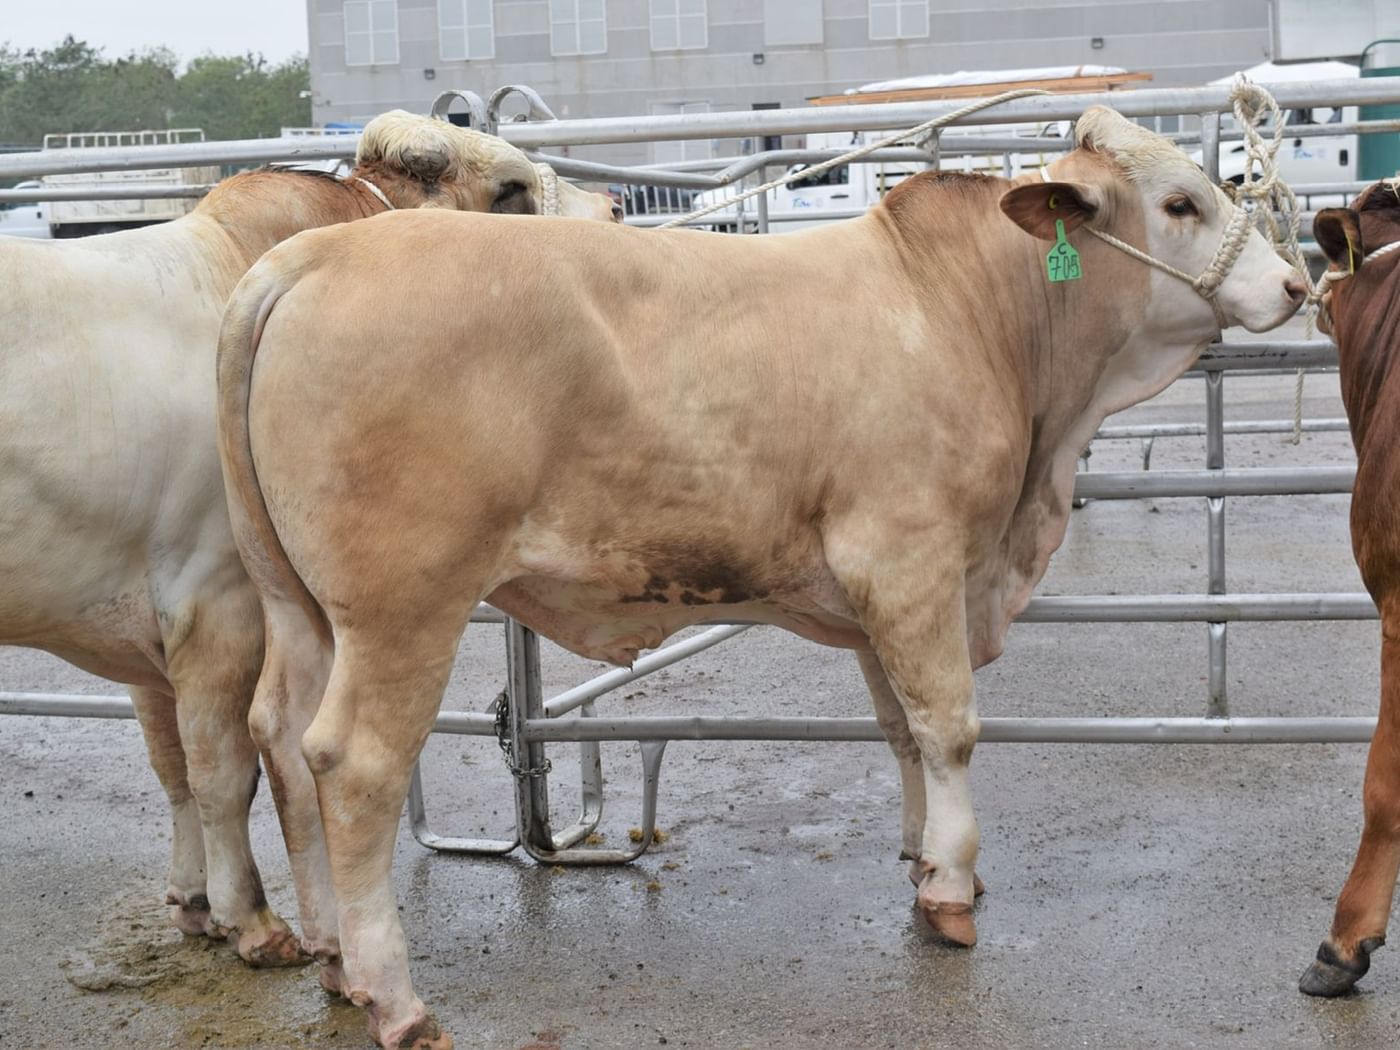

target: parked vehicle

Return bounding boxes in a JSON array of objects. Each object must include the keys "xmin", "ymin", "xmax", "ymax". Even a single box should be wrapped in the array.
[{"xmin": 0, "ymin": 128, "xmax": 220, "ymax": 240}]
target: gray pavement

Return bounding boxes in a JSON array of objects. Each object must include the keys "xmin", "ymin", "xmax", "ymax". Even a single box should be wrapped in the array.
[{"xmin": 4, "ymin": 350, "xmax": 1400, "ymax": 1049}]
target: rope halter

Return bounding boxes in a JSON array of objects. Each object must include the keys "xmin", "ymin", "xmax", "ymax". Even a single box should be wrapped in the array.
[
  {"xmin": 1316, "ymin": 238, "xmax": 1400, "ymax": 329},
  {"xmin": 1039, "ymin": 164, "xmax": 1250, "ymax": 331},
  {"xmin": 534, "ymin": 162, "xmax": 562, "ymax": 216},
  {"xmin": 349, "ymin": 175, "xmax": 395, "ymax": 211}
]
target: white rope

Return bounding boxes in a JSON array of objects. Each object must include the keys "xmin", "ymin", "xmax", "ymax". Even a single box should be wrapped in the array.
[
  {"xmin": 1214, "ymin": 77, "xmax": 1317, "ymax": 444},
  {"xmin": 349, "ymin": 175, "xmax": 394, "ymax": 211},
  {"xmin": 656, "ymin": 87, "xmax": 1053, "ymax": 231},
  {"xmin": 534, "ymin": 162, "xmax": 561, "ymax": 216}
]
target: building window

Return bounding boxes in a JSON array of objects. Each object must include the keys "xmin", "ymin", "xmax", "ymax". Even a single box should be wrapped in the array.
[
  {"xmin": 651, "ymin": 0, "xmax": 707, "ymax": 51},
  {"xmin": 440, "ymin": 0, "xmax": 495, "ymax": 61},
  {"xmin": 550, "ymin": 0, "xmax": 607, "ymax": 56},
  {"xmin": 344, "ymin": 1, "xmax": 400, "ymax": 65},
  {"xmin": 868, "ymin": 0, "xmax": 929, "ymax": 41},
  {"xmin": 650, "ymin": 101, "xmax": 711, "ymax": 165},
  {"xmin": 763, "ymin": 0, "xmax": 822, "ymax": 47}
]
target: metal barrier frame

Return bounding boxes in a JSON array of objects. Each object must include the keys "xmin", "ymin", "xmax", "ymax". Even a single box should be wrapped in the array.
[{"xmin": 2, "ymin": 76, "xmax": 1397, "ymax": 865}]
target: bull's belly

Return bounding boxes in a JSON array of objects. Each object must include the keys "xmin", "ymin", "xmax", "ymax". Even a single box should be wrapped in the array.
[
  {"xmin": 0, "ymin": 582, "xmax": 169, "ymax": 689},
  {"xmin": 485, "ymin": 576, "xmax": 869, "ymax": 665}
]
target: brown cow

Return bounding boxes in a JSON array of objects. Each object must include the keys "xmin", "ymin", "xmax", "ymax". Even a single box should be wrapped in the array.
[{"xmin": 1301, "ymin": 178, "xmax": 1400, "ymax": 997}]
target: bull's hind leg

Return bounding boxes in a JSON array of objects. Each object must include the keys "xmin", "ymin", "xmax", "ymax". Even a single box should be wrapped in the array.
[
  {"xmin": 1301, "ymin": 630, "xmax": 1400, "ymax": 996},
  {"xmin": 130, "ymin": 684, "xmax": 211, "ymax": 934},
  {"xmin": 858, "ymin": 652, "xmax": 985, "ymax": 898},
  {"xmin": 303, "ymin": 609, "xmax": 471, "ymax": 1050},
  {"xmin": 247, "ymin": 597, "xmax": 341, "ymax": 992},
  {"xmin": 167, "ymin": 604, "xmax": 303, "ymax": 968},
  {"xmin": 829, "ymin": 531, "xmax": 981, "ymax": 947}
]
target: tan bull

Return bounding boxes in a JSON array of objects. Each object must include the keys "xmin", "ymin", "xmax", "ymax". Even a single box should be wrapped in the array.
[
  {"xmin": 0, "ymin": 110, "xmax": 615, "ymax": 968},
  {"xmin": 217, "ymin": 106, "xmax": 1304, "ymax": 1048}
]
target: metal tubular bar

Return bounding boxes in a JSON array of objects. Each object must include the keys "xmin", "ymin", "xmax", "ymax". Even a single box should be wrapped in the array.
[
  {"xmin": 1194, "ymin": 341, "xmax": 1335, "ymax": 372},
  {"xmin": 1072, "ymin": 466, "xmax": 1354, "ymax": 500},
  {"xmin": 1018, "ymin": 593, "xmax": 1376, "ymax": 622},
  {"xmin": 0, "ymin": 185, "xmax": 214, "ymax": 202},
  {"xmin": 1173, "ymin": 117, "xmax": 1400, "ymax": 146},
  {"xmin": 1200, "ymin": 111, "xmax": 1221, "ymax": 183},
  {"xmin": 1205, "ymin": 370, "xmax": 1228, "ymax": 717},
  {"xmin": 544, "ymin": 624, "xmax": 751, "ymax": 718},
  {"xmin": 489, "ymin": 78, "xmax": 1400, "ymax": 149},
  {"xmin": 1095, "ymin": 419, "xmax": 1349, "ymax": 440},
  {"xmin": 521, "ymin": 715, "xmax": 1376, "ymax": 745},
  {"xmin": 2, "ymin": 77, "xmax": 1395, "ymax": 180}
]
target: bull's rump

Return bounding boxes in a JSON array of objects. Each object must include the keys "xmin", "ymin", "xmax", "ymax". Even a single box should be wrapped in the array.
[{"xmin": 243, "ymin": 209, "xmax": 1014, "ymax": 661}]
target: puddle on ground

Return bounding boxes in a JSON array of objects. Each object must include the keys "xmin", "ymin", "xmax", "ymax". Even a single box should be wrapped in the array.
[{"xmin": 60, "ymin": 888, "xmax": 361, "ymax": 1048}]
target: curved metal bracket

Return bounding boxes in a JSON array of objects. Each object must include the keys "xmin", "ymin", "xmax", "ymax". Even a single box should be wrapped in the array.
[
  {"xmin": 428, "ymin": 90, "xmax": 489, "ymax": 131},
  {"xmin": 518, "ymin": 740, "xmax": 669, "ymax": 865},
  {"xmin": 486, "ymin": 85, "xmax": 559, "ymax": 135}
]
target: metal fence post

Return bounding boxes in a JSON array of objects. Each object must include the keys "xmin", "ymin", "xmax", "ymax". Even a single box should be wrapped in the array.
[{"xmin": 1205, "ymin": 369, "xmax": 1229, "ymax": 717}]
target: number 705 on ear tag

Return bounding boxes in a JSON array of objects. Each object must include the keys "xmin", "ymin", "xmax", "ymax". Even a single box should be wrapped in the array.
[{"xmin": 1046, "ymin": 218, "xmax": 1082, "ymax": 283}]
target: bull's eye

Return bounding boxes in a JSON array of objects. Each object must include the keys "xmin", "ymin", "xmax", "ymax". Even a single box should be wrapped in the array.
[
  {"xmin": 496, "ymin": 181, "xmax": 527, "ymax": 202},
  {"xmin": 1165, "ymin": 196, "xmax": 1197, "ymax": 218}
]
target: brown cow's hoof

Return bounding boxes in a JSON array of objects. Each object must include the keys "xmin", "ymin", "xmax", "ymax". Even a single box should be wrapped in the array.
[
  {"xmin": 1299, "ymin": 938, "xmax": 1383, "ymax": 997},
  {"xmin": 919, "ymin": 899, "xmax": 978, "ymax": 947},
  {"xmin": 238, "ymin": 921, "xmax": 311, "ymax": 968},
  {"xmin": 166, "ymin": 892, "xmax": 213, "ymax": 936}
]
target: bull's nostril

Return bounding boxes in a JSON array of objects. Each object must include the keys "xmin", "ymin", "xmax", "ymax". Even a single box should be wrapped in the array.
[
  {"xmin": 611, "ymin": 204, "xmax": 625, "ymax": 222},
  {"xmin": 1284, "ymin": 276, "xmax": 1307, "ymax": 304}
]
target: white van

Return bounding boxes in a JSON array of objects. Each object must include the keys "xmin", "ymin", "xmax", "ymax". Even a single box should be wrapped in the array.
[
  {"xmin": 1204, "ymin": 60, "xmax": 1358, "ymax": 204},
  {"xmin": 0, "ymin": 182, "xmax": 53, "ymax": 239}
]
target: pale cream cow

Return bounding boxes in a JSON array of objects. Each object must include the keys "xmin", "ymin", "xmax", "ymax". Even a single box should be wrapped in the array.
[
  {"xmin": 217, "ymin": 107, "xmax": 1303, "ymax": 1047},
  {"xmin": 0, "ymin": 110, "xmax": 615, "ymax": 966}
]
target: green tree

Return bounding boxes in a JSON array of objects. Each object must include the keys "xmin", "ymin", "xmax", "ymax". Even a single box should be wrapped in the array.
[{"xmin": 0, "ymin": 36, "xmax": 310, "ymax": 149}]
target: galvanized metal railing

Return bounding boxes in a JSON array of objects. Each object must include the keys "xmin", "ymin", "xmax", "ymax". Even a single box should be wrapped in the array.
[{"xmin": 2, "ymin": 76, "xmax": 1396, "ymax": 865}]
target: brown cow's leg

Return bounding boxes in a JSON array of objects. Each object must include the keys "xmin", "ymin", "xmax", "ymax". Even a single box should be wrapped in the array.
[
  {"xmin": 302, "ymin": 613, "xmax": 467, "ymax": 1050},
  {"xmin": 1300, "ymin": 632, "xmax": 1400, "ymax": 996},
  {"xmin": 130, "ymin": 684, "xmax": 211, "ymax": 935},
  {"xmin": 247, "ymin": 597, "xmax": 341, "ymax": 992},
  {"xmin": 167, "ymin": 609, "xmax": 305, "ymax": 969}
]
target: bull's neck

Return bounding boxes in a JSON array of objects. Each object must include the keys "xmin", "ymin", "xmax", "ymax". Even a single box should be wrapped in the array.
[
  {"xmin": 196, "ymin": 169, "xmax": 383, "ymax": 274},
  {"xmin": 1334, "ymin": 259, "xmax": 1400, "ymax": 454}
]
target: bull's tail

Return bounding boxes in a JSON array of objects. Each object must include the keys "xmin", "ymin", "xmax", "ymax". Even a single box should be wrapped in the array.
[{"xmin": 216, "ymin": 253, "xmax": 331, "ymax": 648}]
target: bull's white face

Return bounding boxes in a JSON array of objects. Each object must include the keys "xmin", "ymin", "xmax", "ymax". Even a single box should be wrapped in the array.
[{"xmin": 1077, "ymin": 106, "xmax": 1305, "ymax": 335}]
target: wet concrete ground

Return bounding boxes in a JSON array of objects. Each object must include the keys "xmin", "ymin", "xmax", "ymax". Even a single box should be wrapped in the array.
[{"xmin": 4, "ymin": 356, "xmax": 1400, "ymax": 1049}]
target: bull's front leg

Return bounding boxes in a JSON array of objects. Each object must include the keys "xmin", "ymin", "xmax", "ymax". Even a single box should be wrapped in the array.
[
  {"xmin": 1300, "ymin": 629, "xmax": 1400, "ymax": 996},
  {"xmin": 858, "ymin": 651, "xmax": 987, "ymax": 899},
  {"xmin": 830, "ymin": 532, "xmax": 981, "ymax": 946}
]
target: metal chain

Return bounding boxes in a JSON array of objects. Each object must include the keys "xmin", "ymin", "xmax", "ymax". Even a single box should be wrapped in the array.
[{"xmin": 493, "ymin": 689, "xmax": 552, "ymax": 780}]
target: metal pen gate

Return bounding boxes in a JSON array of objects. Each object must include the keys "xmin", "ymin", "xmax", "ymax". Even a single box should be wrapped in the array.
[{"xmin": 2, "ymin": 75, "xmax": 1398, "ymax": 865}]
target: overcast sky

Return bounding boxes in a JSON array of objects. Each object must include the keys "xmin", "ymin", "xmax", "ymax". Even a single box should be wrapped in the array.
[{"xmin": 3, "ymin": 1, "xmax": 309, "ymax": 65}]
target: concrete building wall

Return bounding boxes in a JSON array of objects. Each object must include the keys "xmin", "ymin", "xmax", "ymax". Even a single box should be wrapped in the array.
[{"xmin": 308, "ymin": 0, "xmax": 1275, "ymax": 167}]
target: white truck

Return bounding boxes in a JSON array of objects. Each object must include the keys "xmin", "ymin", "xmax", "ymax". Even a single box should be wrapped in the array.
[{"xmin": 0, "ymin": 128, "xmax": 219, "ymax": 240}]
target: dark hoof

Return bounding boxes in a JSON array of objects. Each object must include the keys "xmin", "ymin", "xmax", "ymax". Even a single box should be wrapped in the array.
[{"xmin": 1299, "ymin": 938, "xmax": 1383, "ymax": 997}]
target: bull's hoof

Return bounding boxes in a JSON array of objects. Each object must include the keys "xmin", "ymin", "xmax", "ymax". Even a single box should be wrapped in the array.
[
  {"xmin": 166, "ymin": 892, "xmax": 213, "ymax": 937},
  {"xmin": 317, "ymin": 959, "xmax": 347, "ymax": 996},
  {"xmin": 1299, "ymin": 938, "xmax": 1383, "ymax": 998},
  {"xmin": 373, "ymin": 1012, "xmax": 454, "ymax": 1050},
  {"xmin": 238, "ymin": 921, "xmax": 311, "ymax": 968},
  {"xmin": 906, "ymin": 861, "xmax": 986, "ymax": 897},
  {"xmin": 918, "ymin": 900, "xmax": 978, "ymax": 947}
]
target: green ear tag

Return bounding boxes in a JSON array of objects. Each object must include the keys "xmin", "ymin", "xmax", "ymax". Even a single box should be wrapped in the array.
[{"xmin": 1046, "ymin": 219, "xmax": 1082, "ymax": 283}]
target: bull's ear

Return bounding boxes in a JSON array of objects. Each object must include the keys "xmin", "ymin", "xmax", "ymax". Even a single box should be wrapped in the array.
[
  {"xmin": 1000, "ymin": 181, "xmax": 1099, "ymax": 241},
  {"xmin": 1313, "ymin": 208, "xmax": 1364, "ymax": 272}
]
